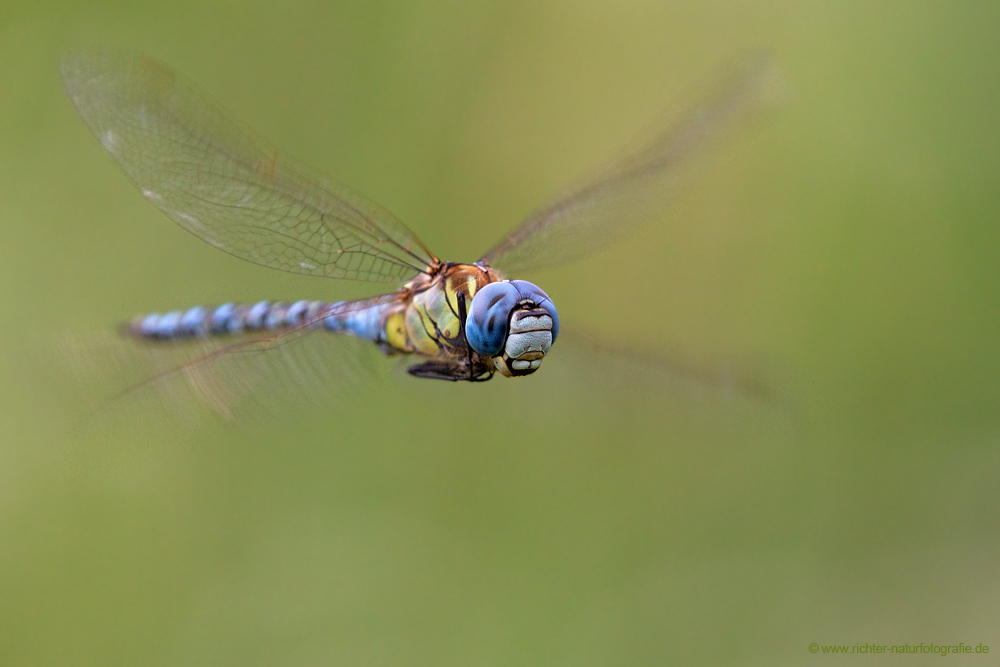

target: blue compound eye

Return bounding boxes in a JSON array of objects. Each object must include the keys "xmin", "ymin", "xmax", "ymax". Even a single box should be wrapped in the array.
[
  {"xmin": 466, "ymin": 281, "xmax": 520, "ymax": 357},
  {"xmin": 510, "ymin": 280, "xmax": 559, "ymax": 342},
  {"xmin": 466, "ymin": 280, "xmax": 560, "ymax": 360}
]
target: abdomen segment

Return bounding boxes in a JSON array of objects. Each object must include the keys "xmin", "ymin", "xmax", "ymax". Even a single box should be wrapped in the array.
[{"xmin": 129, "ymin": 296, "xmax": 405, "ymax": 348}]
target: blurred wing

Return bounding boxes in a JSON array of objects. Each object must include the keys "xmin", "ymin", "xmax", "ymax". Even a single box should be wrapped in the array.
[
  {"xmin": 479, "ymin": 53, "xmax": 783, "ymax": 274},
  {"xmin": 542, "ymin": 327, "xmax": 797, "ymax": 438},
  {"xmin": 59, "ymin": 294, "xmax": 401, "ymax": 426},
  {"xmin": 554, "ymin": 326, "xmax": 776, "ymax": 404},
  {"xmin": 61, "ymin": 49, "xmax": 437, "ymax": 283}
]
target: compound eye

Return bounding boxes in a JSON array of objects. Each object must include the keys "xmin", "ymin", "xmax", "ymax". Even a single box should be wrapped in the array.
[
  {"xmin": 510, "ymin": 280, "xmax": 559, "ymax": 342},
  {"xmin": 466, "ymin": 281, "xmax": 520, "ymax": 357}
]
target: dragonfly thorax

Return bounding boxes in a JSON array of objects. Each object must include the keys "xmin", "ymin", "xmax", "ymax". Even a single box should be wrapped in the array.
[{"xmin": 465, "ymin": 280, "xmax": 559, "ymax": 377}]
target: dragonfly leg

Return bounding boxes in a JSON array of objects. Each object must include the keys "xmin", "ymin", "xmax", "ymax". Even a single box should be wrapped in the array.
[{"xmin": 457, "ymin": 292, "xmax": 473, "ymax": 381}]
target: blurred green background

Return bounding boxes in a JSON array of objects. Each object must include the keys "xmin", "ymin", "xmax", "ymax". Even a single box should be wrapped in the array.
[{"xmin": 2, "ymin": 1, "xmax": 998, "ymax": 665}]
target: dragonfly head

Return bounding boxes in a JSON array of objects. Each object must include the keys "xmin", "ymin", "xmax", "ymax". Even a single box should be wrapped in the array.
[{"xmin": 465, "ymin": 280, "xmax": 559, "ymax": 377}]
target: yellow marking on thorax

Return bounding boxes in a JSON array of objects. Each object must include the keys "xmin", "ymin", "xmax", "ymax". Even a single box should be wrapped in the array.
[
  {"xmin": 445, "ymin": 273, "xmax": 480, "ymax": 317},
  {"xmin": 384, "ymin": 311, "xmax": 409, "ymax": 352},
  {"xmin": 408, "ymin": 281, "xmax": 460, "ymax": 355},
  {"xmin": 405, "ymin": 305, "xmax": 441, "ymax": 356},
  {"xmin": 397, "ymin": 263, "xmax": 504, "ymax": 359}
]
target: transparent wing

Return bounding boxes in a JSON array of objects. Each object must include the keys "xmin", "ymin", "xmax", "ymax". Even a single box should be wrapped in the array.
[
  {"xmin": 61, "ymin": 49, "xmax": 437, "ymax": 283},
  {"xmin": 479, "ymin": 53, "xmax": 783, "ymax": 275},
  {"xmin": 59, "ymin": 294, "xmax": 402, "ymax": 427},
  {"xmin": 52, "ymin": 325, "xmax": 393, "ymax": 472},
  {"xmin": 554, "ymin": 326, "xmax": 776, "ymax": 404}
]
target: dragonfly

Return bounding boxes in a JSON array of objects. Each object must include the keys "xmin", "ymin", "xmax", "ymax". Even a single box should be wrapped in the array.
[{"xmin": 61, "ymin": 49, "xmax": 775, "ymax": 392}]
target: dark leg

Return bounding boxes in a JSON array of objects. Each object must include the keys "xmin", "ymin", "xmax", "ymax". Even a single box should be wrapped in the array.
[{"xmin": 457, "ymin": 292, "xmax": 473, "ymax": 381}]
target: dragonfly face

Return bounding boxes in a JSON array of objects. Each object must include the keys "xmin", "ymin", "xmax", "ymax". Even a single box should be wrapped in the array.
[{"xmin": 465, "ymin": 280, "xmax": 559, "ymax": 377}]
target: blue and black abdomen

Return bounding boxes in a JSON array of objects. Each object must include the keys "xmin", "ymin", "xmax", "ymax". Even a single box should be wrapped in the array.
[{"xmin": 130, "ymin": 299, "xmax": 389, "ymax": 343}]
